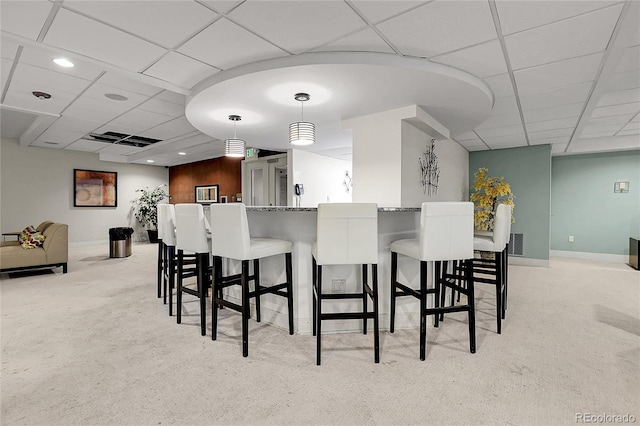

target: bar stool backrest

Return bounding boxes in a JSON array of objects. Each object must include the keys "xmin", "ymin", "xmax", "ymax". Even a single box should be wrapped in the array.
[
  {"xmin": 174, "ymin": 203, "xmax": 209, "ymax": 253},
  {"xmin": 158, "ymin": 204, "xmax": 177, "ymax": 246},
  {"xmin": 418, "ymin": 202, "xmax": 474, "ymax": 261},
  {"xmin": 210, "ymin": 203, "xmax": 251, "ymax": 261},
  {"xmin": 492, "ymin": 203, "xmax": 511, "ymax": 252},
  {"xmin": 316, "ymin": 203, "xmax": 378, "ymax": 265}
]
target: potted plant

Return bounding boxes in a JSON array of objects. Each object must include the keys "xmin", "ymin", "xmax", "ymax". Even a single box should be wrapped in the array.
[
  {"xmin": 470, "ymin": 168, "xmax": 515, "ymax": 231},
  {"xmin": 132, "ymin": 184, "xmax": 169, "ymax": 243}
]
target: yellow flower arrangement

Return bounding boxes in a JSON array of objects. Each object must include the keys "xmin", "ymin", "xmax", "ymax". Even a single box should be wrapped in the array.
[{"xmin": 470, "ymin": 168, "xmax": 515, "ymax": 231}]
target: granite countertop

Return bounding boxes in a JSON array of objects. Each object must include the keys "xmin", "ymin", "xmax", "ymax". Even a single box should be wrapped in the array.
[{"xmin": 246, "ymin": 206, "xmax": 421, "ymax": 212}]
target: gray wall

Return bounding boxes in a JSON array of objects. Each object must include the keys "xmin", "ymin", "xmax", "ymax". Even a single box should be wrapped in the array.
[
  {"xmin": 470, "ymin": 144, "xmax": 552, "ymax": 261},
  {"xmin": 551, "ymin": 150, "xmax": 640, "ymax": 255},
  {"xmin": 1, "ymin": 138, "xmax": 168, "ymax": 244}
]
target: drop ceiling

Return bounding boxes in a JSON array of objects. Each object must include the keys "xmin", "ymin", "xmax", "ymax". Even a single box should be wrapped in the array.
[{"xmin": 1, "ymin": 0, "xmax": 638, "ymax": 167}]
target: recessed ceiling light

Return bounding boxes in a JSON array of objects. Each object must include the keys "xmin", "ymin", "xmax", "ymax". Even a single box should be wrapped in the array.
[
  {"xmin": 146, "ymin": 160, "xmax": 154, "ymax": 163},
  {"xmin": 53, "ymin": 58, "xmax": 74, "ymax": 68},
  {"xmin": 105, "ymin": 93, "xmax": 128, "ymax": 101},
  {"xmin": 32, "ymin": 91, "xmax": 51, "ymax": 100},
  {"xmin": 178, "ymin": 152, "xmax": 186, "ymax": 155}
]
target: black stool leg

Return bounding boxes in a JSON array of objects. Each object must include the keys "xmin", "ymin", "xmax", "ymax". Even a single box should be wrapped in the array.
[
  {"xmin": 157, "ymin": 239, "xmax": 163, "ymax": 298},
  {"xmin": 372, "ymin": 264, "xmax": 379, "ymax": 364},
  {"xmin": 212, "ymin": 256, "xmax": 221, "ymax": 341},
  {"xmin": 466, "ymin": 259, "xmax": 476, "ymax": 353},
  {"xmin": 362, "ymin": 264, "xmax": 368, "ymax": 335},
  {"xmin": 241, "ymin": 260, "xmax": 249, "ymax": 357},
  {"xmin": 254, "ymin": 259, "xmax": 261, "ymax": 322},
  {"xmin": 168, "ymin": 246, "xmax": 175, "ymax": 316},
  {"xmin": 177, "ymin": 249, "xmax": 184, "ymax": 324},
  {"xmin": 312, "ymin": 257, "xmax": 317, "ymax": 337},
  {"xmin": 419, "ymin": 260, "xmax": 427, "ymax": 361},
  {"xmin": 438, "ymin": 261, "xmax": 446, "ymax": 322},
  {"xmin": 495, "ymin": 252, "xmax": 502, "ymax": 335},
  {"xmin": 285, "ymin": 253, "xmax": 294, "ymax": 335},
  {"xmin": 390, "ymin": 252, "xmax": 398, "ymax": 333},
  {"xmin": 316, "ymin": 264, "xmax": 323, "ymax": 366},
  {"xmin": 197, "ymin": 253, "xmax": 208, "ymax": 336}
]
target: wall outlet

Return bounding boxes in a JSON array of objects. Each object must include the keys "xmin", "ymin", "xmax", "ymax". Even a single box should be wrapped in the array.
[
  {"xmin": 332, "ymin": 279, "xmax": 346, "ymax": 293},
  {"xmin": 568, "ymin": 235, "xmax": 574, "ymax": 243}
]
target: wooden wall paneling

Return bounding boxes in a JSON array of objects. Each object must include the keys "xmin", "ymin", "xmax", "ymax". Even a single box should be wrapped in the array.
[{"xmin": 169, "ymin": 157, "xmax": 242, "ymax": 204}]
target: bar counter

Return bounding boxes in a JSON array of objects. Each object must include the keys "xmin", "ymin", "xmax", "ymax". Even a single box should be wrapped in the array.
[{"xmin": 220, "ymin": 206, "xmax": 426, "ymax": 334}]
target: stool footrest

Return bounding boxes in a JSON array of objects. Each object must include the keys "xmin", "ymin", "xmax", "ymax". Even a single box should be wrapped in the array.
[
  {"xmin": 320, "ymin": 311, "xmax": 376, "ymax": 321},
  {"xmin": 319, "ymin": 291, "xmax": 370, "ymax": 300},
  {"xmin": 214, "ymin": 297, "xmax": 242, "ymax": 313},
  {"xmin": 181, "ymin": 287, "xmax": 201, "ymax": 297}
]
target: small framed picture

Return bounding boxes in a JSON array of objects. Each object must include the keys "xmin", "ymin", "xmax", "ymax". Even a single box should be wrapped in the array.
[
  {"xmin": 220, "ymin": 196, "xmax": 228, "ymax": 203},
  {"xmin": 195, "ymin": 184, "xmax": 219, "ymax": 204}
]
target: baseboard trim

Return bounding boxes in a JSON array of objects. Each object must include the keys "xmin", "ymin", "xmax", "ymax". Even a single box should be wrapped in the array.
[
  {"xmin": 550, "ymin": 250, "xmax": 627, "ymax": 263},
  {"xmin": 508, "ymin": 257, "xmax": 550, "ymax": 267}
]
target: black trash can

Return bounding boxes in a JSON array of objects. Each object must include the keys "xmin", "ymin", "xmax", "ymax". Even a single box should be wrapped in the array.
[{"xmin": 109, "ymin": 227, "xmax": 134, "ymax": 258}]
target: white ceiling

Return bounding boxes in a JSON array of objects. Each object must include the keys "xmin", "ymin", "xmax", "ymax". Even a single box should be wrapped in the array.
[{"xmin": 1, "ymin": 0, "xmax": 638, "ymax": 167}]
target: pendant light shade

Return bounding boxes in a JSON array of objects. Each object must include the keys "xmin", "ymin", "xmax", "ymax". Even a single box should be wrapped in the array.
[
  {"xmin": 289, "ymin": 93, "xmax": 315, "ymax": 146},
  {"xmin": 225, "ymin": 115, "xmax": 245, "ymax": 157}
]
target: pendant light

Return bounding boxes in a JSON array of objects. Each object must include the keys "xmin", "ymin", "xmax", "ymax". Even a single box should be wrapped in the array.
[
  {"xmin": 225, "ymin": 115, "xmax": 245, "ymax": 157},
  {"xmin": 289, "ymin": 93, "xmax": 315, "ymax": 146}
]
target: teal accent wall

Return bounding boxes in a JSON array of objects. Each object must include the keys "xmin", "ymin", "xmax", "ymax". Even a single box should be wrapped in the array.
[
  {"xmin": 470, "ymin": 145, "xmax": 552, "ymax": 260},
  {"xmin": 551, "ymin": 151, "xmax": 640, "ymax": 255}
]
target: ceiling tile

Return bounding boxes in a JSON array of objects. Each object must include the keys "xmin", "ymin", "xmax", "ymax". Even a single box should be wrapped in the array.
[
  {"xmin": 607, "ymin": 70, "xmax": 640, "ymax": 92},
  {"xmin": 376, "ymin": 1, "xmax": 497, "ymax": 57},
  {"xmin": 1, "ymin": 58, "xmax": 13, "ymax": 93},
  {"xmin": 311, "ymin": 28, "xmax": 394, "ymax": 54},
  {"xmin": 199, "ymin": 1, "xmax": 244, "ymax": 14},
  {"xmin": 177, "ymin": 18, "xmax": 286, "ymax": 70},
  {"xmin": 144, "ymin": 52, "xmax": 219, "ymax": 89},
  {"xmin": 528, "ymin": 127, "xmax": 574, "ymax": 140},
  {"xmin": 1, "ymin": 38, "xmax": 20, "ymax": 60},
  {"xmin": 3, "ymin": 83, "xmax": 76, "ymax": 114},
  {"xmin": 551, "ymin": 142, "xmax": 569, "ymax": 153},
  {"xmin": 64, "ymin": 96, "xmax": 130, "ymax": 122},
  {"xmin": 108, "ymin": 109, "xmax": 174, "ymax": 132},
  {"xmin": 457, "ymin": 139, "xmax": 487, "ymax": 151},
  {"xmin": 62, "ymin": 139, "xmax": 105, "ymax": 153},
  {"xmin": 616, "ymin": 45, "xmax": 640, "ymax": 73},
  {"xmin": 617, "ymin": 128, "xmax": 640, "ymax": 136},
  {"xmin": 523, "ymin": 102, "xmax": 584, "ymax": 123},
  {"xmin": 483, "ymin": 73, "xmax": 515, "ymax": 98},
  {"xmin": 475, "ymin": 112, "xmax": 521, "ymax": 130},
  {"xmin": 96, "ymin": 143, "xmax": 140, "ymax": 155},
  {"xmin": 18, "ymin": 46, "xmax": 104, "ymax": 82},
  {"xmin": 230, "ymin": 1, "xmax": 365, "ymax": 54},
  {"xmin": 432, "ymin": 40, "xmax": 507, "ymax": 79},
  {"xmin": 587, "ymin": 114, "xmax": 635, "ymax": 126},
  {"xmin": 482, "ymin": 133, "xmax": 528, "ymax": 149},
  {"xmin": 476, "ymin": 124, "xmax": 524, "ymax": 139},
  {"xmin": 581, "ymin": 123, "xmax": 623, "ymax": 135},
  {"xmin": 526, "ymin": 117, "xmax": 578, "ymax": 132},
  {"xmin": 350, "ymin": 1, "xmax": 426, "ymax": 24},
  {"xmin": 44, "ymin": 8, "xmax": 167, "ymax": 72},
  {"xmin": 505, "ymin": 4, "xmax": 623, "ymax": 70},
  {"xmin": 0, "ymin": 1, "xmax": 52, "ymax": 40},
  {"xmin": 11, "ymin": 62, "xmax": 92, "ymax": 94},
  {"xmin": 155, "ymin": 90, "xmax": 186, "ymax": 106},
  {"xmin": 591, "ymin": 102, "xmax": 640, "ymax": 118},
  {"xmin": 81, "ymin": 82, "xmax": 149, "ymax": 110},
  {"xmin": 496, "ymin": 1, "xmax": 615, "ymax": 35},
  {"xmin": 596, "ymin": 88, "xmax": 640, "ymax": 107},
  {"xmin": 514, "ymin": 52, "xmax": 603, "ymax": 94},
  {"xmin": 520, "ymin": 81, "xmax": 592, "ymax": 111},
  {"xmin": 622, "ymin": 121, "xmax": 640, "ymax": 131},
  {"xmin": 36, "ymin": 116, "xmax": 101, "ymax": 145},
  {"xmin": 140, "ymin": 116, "xmax": 197, "ymax": 140},
  {"xmin": 97, "ymin": 72, "xmax": 164, "ymax": 97},
  {"xmin": 63, "ymin": 1, "xmax": 218, "ymax": 48},
  {"xmin": 138, "ymin": 98, "xmax": 185, "ymax": 117},
  {"xmin": 492, "ymin": 96, "xmax": 519, "ymax": 116},
  {"xmin": 454, "ymin": 131, "xmax": 479, "ymax": 141},
  {"xmin": 528, "ymin": 136, "xmax": 571, "ymax": 146}
]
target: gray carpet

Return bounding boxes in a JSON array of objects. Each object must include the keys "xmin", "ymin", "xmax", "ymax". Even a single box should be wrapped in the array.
[{"xmin": 1, "ymin": 243, "xmax": 638, "ymax": 426}]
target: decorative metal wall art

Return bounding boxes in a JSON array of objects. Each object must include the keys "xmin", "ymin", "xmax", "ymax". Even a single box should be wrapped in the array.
[
  {"xmin": 420, "ymin": 138, "xmax": 439, "ymax": 196},
  {"xmin": 343, "ymin": 170, "xmax": 353, "ymax": 193}
]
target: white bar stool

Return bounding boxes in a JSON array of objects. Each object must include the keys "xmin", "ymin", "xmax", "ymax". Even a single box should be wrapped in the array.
[
  {"xmin": 312, "ymin": 203, "xmax": 380, "ymax": 365},
  {"xmin": 472, "ymin": 203, "xmax": 511, "ymax": 334},
  {"xmin": 390, "ymin": 202, "xmax": 475, "ymax": 360},
  {"xmin": 209, "ymin": 203, "xmax": 293, "ymax": 358},
  {"xmin": 174, "ymin": 203, "xmax": 212, "ymax": 336}
]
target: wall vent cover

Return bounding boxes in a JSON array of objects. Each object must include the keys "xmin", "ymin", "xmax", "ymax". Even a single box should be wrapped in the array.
[
  {"xmin": 86, "ymin": 131, "xmax": 161, "ymax": 148},
  {"xmin": 509, "ymin": 233, "xmax": 524, "ymax": 256}
]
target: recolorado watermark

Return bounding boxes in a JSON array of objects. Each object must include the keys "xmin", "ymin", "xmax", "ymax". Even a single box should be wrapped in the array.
[{"xmin": 576, "ymin": 413, "xmax": 636, "ymax": 423}]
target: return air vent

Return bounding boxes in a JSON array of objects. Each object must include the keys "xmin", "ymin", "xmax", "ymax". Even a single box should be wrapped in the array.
[
  {"xmin": 509, "ymin": 233, "xmax": 524, "ymax": 256},
  {"xmin": 87, "ymin": 131, "xmax": 162, "ymax": 148}
]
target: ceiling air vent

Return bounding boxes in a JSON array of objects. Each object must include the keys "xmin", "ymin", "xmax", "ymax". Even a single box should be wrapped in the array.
[{"xmin": 87, "ymin": 131, "xmax": 161, "ymax": 148}]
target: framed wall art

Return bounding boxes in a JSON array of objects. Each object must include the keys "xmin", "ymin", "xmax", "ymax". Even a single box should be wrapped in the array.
[
  {"xmin": 74, "ymin": 169, "xmax": 117, "ymax": 207},
  {"xmin": 195, "ymin": 184, "xmax": 219, "ymax": 204}
]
